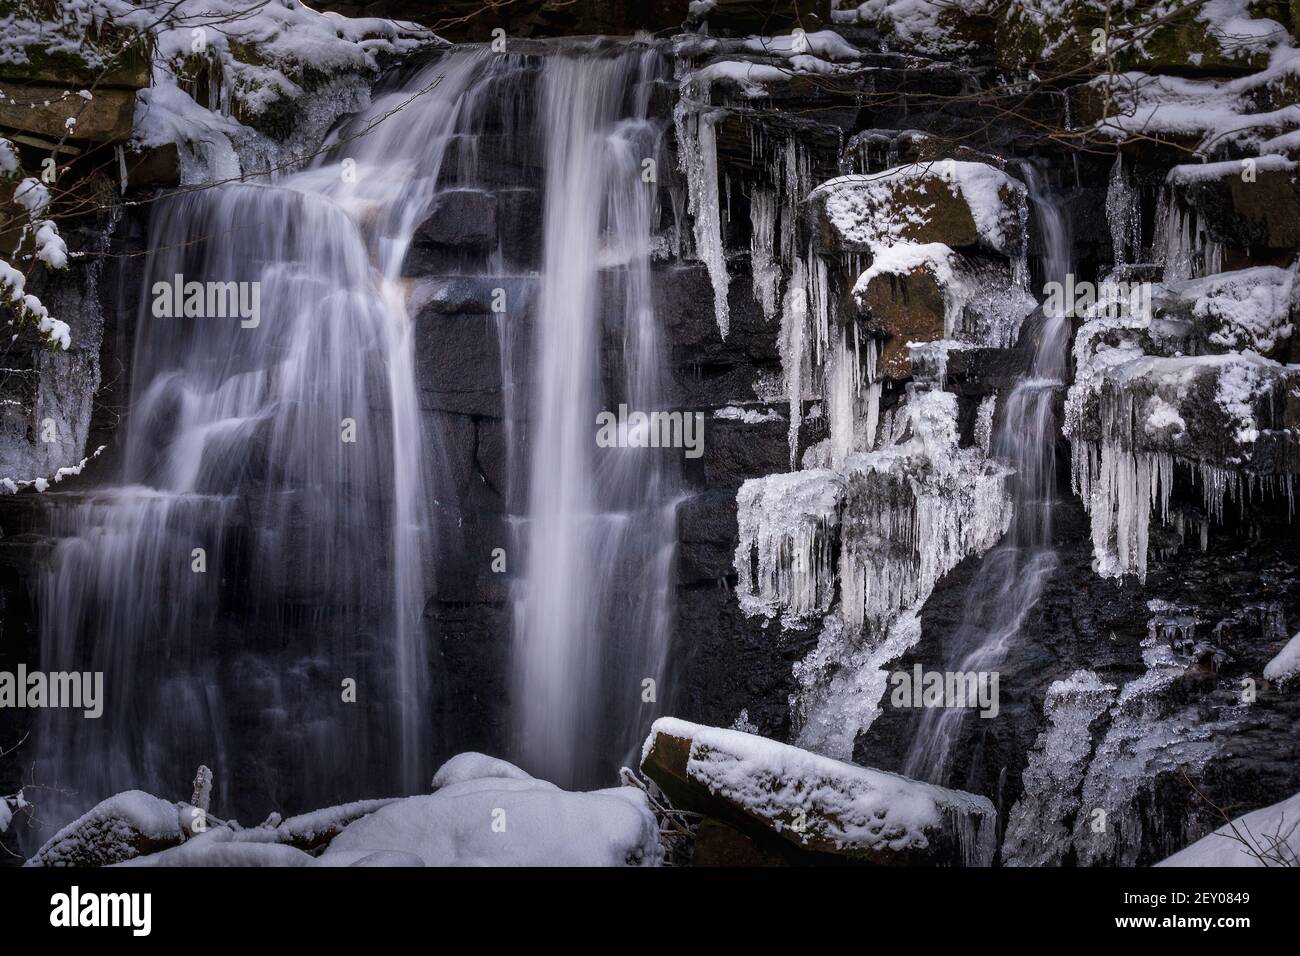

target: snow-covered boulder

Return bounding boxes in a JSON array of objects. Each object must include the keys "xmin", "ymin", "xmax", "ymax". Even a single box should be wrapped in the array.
[
  {"xmin": 641, "ymin": 717, "xmax": 997, "ymax": 865},
  {"xmin": 1067, "ymin": 330, "xmax": 1300, "ymax": 580},
  {"xmin": 841, "ymin": 0, "xmax": 995, "ymax": 59},
  {"xmin": 997, "ymin": 0, "xmax": 1279, "ymax": 76},
  {"xmin": 26, "ymin": 791, "xmax": 184, "ymax": 867},
  {"xmin": 1151, "ymin": 265, "xmax": 1296, "ymax": 360},
  {"xmin": 1070, "ymin": 345, "xmax": 1300, "ymax": 467},
  {"xmin": 320, "ymin": 756, "xmax": 662, "ymax": 866},
  {"xmin": 1157, "ymin": 790, "xmax": 1300, "ymax": 866},
  {"xmin": 431, "ymin": 752, "xmax": 535, "ymax": 789},
  {"xmin": 808, "ymin": 161, "xmax": 1027, "ymax": 260}
]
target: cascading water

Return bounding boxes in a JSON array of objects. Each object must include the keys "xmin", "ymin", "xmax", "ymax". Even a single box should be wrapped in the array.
[
  {"xmin": 902, "ymin": 164, "xmax": 1073, "ymax": 786},
  {"xmin": 30, "ymin": 51, "xmax": 499, "ymax": 829},
  {"xmin": 28, "ymin": 38, "xmax": 681, "ymax": 834},
  {"xmin": 508, "ymin": 46, "xmax": 679, "ymax": 790}
]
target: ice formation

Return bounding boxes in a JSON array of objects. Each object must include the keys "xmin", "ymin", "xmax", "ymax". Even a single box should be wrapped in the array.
[
  {"xmin": 1066, "ymin": 308, "xmax": 1299, "ymax": 580},
  {"xmin": 1105, "ymin": 155, "xmax": 1142, "ymax": 265},
  {"xmin": 674, "ymin": 101, "xmax": 730, "ymax": 337},
  {"xmin": 1071, "ymin": 637, "xmax": 1239, "ymax": 866},
  {"xmin": 837, "ymin": 390, "xmax": 1013, "ymax": 635},
  {"xmin": 1002, "ymin": 671, "xmax": 1117, "ymax": 866},
  {"xmin": 734, "ymin": 469, "xmax": 847, "ymax": 625}
]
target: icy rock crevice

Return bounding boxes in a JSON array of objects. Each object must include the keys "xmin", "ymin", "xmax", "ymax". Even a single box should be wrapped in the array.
[{"xmin": 735, "ymin": 389, "xmax": 1013, "ymax": 759}]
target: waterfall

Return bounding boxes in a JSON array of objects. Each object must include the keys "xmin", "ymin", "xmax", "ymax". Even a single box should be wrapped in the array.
[
  {"xmin": 29, "ymin": 52, "xmax": 497, "ymax": 829},
  {"xmin": 902, "ymin": 164, "xmax": 1073, "ymax": 786},
  {"xmin": 27, "ymin": 39, "xmax": 681, "ymax": 830},
  {"xmin": 508, "ymin": 47, "xmax": 678, "ymax": 790}
]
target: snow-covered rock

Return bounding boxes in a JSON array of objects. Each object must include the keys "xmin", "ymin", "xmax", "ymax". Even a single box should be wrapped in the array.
[
  {"xmin": 1264, "ymin": 630, "xmax": 1300, "ymax": 688},
  {"xmin": 1167, "ymin": 159, "xmax": 1300, "ymax": 253},
  {"xmin": 808, "ymin": 161, "xmax": 1028, "ymax": 260},
  {"xmin": 26, "ymin": 791, "xmax": 184, "ymax": 867},
  {"xmin": 641, "ymin": 717, "xmax": 997, "ymax": 865},
  {"xmin": 1066, "ymin": 307, "xmax": 1300, "ymax": 580},
  {"xmin": 1151, "ymin": 265, "xmax": 1296, "ymax": 359},
  {"xmin": 845, "ymin": 0, "xmax": 995, "ymax": 59}
]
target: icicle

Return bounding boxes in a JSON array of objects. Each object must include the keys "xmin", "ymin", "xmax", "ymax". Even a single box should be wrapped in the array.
[
  {"xmin": 781, "ymin": 257, "xmax": 809, "ymax": 469},
  {"xmin": 749, "ymin": 187, "xmax": 780, "ymax": 320},
  {"xmin": 1106, "ymin": 154, "xmax": 1141, "ymax": 266},
  {"xmin": 734, "ymin": 469, "xmax": 847, "ymax": 624},
  {"xmin": 674, "ymin": 102, "xmax": 730, "ymax": 337},
  {"xmin": 974, "ymin": 394, "xmax": 997, "ymax": 456}
]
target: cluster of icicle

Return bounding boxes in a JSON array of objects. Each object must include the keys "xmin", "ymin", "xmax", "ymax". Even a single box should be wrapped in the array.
[
  {"xmin": 735, "ymin": 389, "xmax": 1013, "ymax": 633},
  {"xmin": 1074, "ymin": 438, "xmax": 1297, "ymax": 581}
]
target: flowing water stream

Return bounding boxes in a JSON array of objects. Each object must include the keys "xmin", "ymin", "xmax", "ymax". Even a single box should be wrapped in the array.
[{"xmin": 902, "ymin": 165, "xmax": 1073, "ymax": 786}]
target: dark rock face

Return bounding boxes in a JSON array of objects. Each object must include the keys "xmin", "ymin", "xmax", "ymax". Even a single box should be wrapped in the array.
[{"xmin": 855, "ymin": 489, "xmax": 1300, "ymax": 865}]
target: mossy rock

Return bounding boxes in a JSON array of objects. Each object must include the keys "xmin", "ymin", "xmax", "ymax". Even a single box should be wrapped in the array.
[
  {"xmin": 1119, "ymin": 17, "xmax": 1271, "ymax": 75},
  {"xmin": 0, "ymin": 2, "xmax": 152, "ymax": 88},
  {"xmin": 998, "ymin": 0, "xmax": 1276, "ymax": 76}
]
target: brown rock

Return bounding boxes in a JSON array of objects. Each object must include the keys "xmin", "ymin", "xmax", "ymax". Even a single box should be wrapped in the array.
[
  {"xmin": 0, "ymin": 83, "xmax": 135, "ymax": 143},
  {"xmin": 855, "ymin": 265, "xmax": 949, "ymax": 380}
]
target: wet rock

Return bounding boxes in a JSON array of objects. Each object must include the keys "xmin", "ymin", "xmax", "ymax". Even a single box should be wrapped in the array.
[
  {"xmin": 853, "ymin": 257, "xmax": 950, "ymax": 380},
  {"xmin": 417, "ymin": 188, "xmax": 499, "ymax": 248},
  {"xmin": 125, "ymin": 143, "xmax": 181, "ymax": 189},
  {"xmin": 690, "ymin": 816, "xmax": 789, "ymax": 865}
]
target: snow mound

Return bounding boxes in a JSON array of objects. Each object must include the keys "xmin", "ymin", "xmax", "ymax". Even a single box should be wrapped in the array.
[
  {"xmin": 1264, "ymin": 631, "xmax": 1300, "ymax": 687},
  {"xmin": 322, "ymin": 757, "xmax": 661, "ymax": 867},
  {"xmin": 431, "ymin": 752, "xmax": 538, "ymax": 790},
  {"xmin": 1158, "ymin": 790, "xmax": 1300, "ymax": 866}
]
